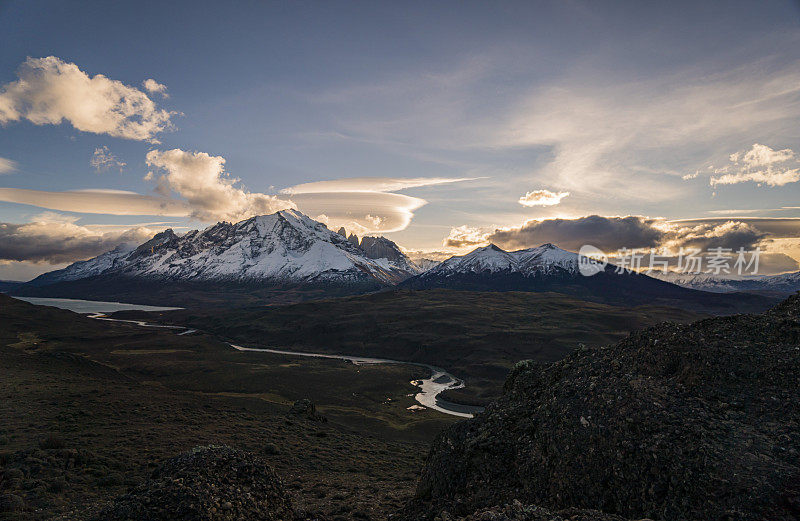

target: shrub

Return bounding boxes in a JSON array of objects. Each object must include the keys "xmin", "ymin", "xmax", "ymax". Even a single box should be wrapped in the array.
[{"xmin": 38, "ymin": 434, "xmax": 65, "ymax": 450}]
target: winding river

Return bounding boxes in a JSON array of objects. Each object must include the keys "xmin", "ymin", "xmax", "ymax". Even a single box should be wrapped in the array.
[{"xmin": 12, "ymin": 296, "xmax": 483, "ymax": 418}]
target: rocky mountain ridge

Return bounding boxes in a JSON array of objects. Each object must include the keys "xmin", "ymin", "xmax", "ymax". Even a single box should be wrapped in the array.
[
  {"xmin": 399, "ymin": 243, "xmax": 774, "ymax": 312},
  {"xmin": 27, "ymin": 210, "xmax": 420, "ymax": 289}
]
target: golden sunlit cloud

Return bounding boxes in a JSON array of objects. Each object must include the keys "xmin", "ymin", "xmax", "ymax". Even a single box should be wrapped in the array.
[
  {"xmin": 0, "ymin": 57, "xmax": 174, "ymax": 142},
  {"xmin": 145, "ymin": 149, "xmax": 294, "ymax": 221},
  {"xmin": 518, "ymin": 189, "xmax": 570, "ymax": 207}
]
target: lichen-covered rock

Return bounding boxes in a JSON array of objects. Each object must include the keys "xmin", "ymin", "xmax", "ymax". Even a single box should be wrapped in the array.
[
  {"xmin": 95, "ymin": 446, "xmax": 295, "ymax": 520},
  {"xmin": 408, "ymin": 294, "xmax": 800, "ymax": 521}
]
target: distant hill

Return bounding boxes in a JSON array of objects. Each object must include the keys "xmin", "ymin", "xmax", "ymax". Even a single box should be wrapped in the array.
[
  {"xmin": 399, "ymin": 243, "xmax": 776, "ymax": 313},
  {"xmin": 652, "ymin": 270, "xmax": 800, "ymax": 295},
  {"xmin": 0, "ymin": 280, "xmax": 24, "ymax": 293}
]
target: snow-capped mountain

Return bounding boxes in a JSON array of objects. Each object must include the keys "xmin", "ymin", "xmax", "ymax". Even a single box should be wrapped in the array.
[
  {"xmin": 399, "ymin": 243, "xmax": 774, "ymax": 311},
  {"xmin": 652, "ymin": 270, "xmax": 800, "ymax": 294},
  {"xmin": 421, "ymin": 243, "xmax": 580, "ymax": 277},
  {"xmin": 28, "ymin": 210, "xmax": 418, "ymax": 288}
]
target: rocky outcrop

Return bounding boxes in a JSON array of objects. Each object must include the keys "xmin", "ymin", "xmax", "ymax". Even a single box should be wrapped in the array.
[
  {"xmin": 407, "ymin": 294, "xmax": 800, "ymax": 521},
  {"xmin": 359, "ymin": 236, "xmax": 405, "ymax": 263},
  {"xmin": 95, "ymin": 446, "xmax": 295, "ymax": 520}
]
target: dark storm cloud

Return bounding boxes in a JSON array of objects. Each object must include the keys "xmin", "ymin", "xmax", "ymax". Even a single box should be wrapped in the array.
[
  {"xmin": 486, "ymin": 215, "xmax": 664, "ymax": 251},
  {"xmin": 446, "ymin": 216, "xmax": 800, "ymax": 255}
]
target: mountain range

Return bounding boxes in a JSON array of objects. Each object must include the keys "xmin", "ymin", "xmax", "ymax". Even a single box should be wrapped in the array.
[
  {"xmin": 398, "ymin": 243, "xmax": 775, "ymax": 310},
  {"xmin": 10, "ymin": 210, "xmax": 784, "ymax": 311},
  {"xmin": 652, "ymin": 270, "xmax": 800, "ymax": 294},
  {"xmin": 28, "ymin": 210, "xmax": 420, "ymax": 288}
]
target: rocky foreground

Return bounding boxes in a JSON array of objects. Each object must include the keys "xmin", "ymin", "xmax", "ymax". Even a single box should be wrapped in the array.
[
  {"xmin": 405, "ymin": 294, "xmax": 800, "ymax": 520},
  {"xmin": 57, "ymin": 294, "xmax": 799, "ymax": 520},
  {"xmin": 94, "ymin": 446, "xmax": 295, "ymax": 521}
]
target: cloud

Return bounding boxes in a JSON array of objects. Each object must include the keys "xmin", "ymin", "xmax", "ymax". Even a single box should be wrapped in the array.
[
  {"xmin": 0, "ymin": 157, "xmax": 16, "ymax": 174},
  {"xmin": 145, "ymin": 149, "xmax": 294, "ymax": 222},
  {"xmin": 90, "ymin": 146, "xmax": 126, "ymax": 173},
  {"xmin": 0, "ymin": 212, "xmax": 156, "ymax": 264},
  {"xmin": 0, "ymin": 175, "xmax": 432, "ymax": 234},
  {"xmin": 0, "ymin": 260, "xmax": 69, "ymax": 282},
  {"xmin": 280, "ymin": 175, "xmax": 477, "ymax": 234},
  {"xmin": 486, "ymin": 215, "xmax": 664, "ymax": 251},
  {"xmin": 143, "ymin": 78, "xmax": 168, "ymax": 98},
  {"xmin": 443, "ymin": 225, "xmax": 494, "ymax": 248},
  {"xmin": 0, "ymin": 187, "xmax": 190, "ymax": 216},
  {"xmin": 673, "ymin": 218, "xmax": 800, "ymax": 239},
  {"xmin": 711, "ymin": 169, "xmax": 800, "ymax": 187},
  {"xmin": 0, "ymin": 144, "xmax": 467, "ymax": 234},
  {"xmin": 0, "ymin": 56, "xmax": 173, "ymax": 141},
  {"xmin": 496, "ymin": 69, "xmax": 800, "ymax": 198},
  {"xmin": 281, "ymin": 176, "xmax": 477, "ymax": 194},
  {"xmin": 518, "ymin": 189, "xmax": 569, "ymax": 207},
  {"xmin": 401, "ymin": 249, "xmax": 454, "ymax": 262},
  {"xmin": 709, "ymin": 143, "xmax": 800, "ymax": 187},
  {"xmin": 661, "ymin": 220, "xmax": 767, "ymax": 251},
  {"xmin": 288, "ymin": 192, "xmax": 425, "ymax": 234},
  {"xmin": 316, "ymin": 54, "xmax": 800, "ymax": 203},
  {"xmin": 731, "ymin": 143, "xmax": 795, "ymax": 167},
  {"xmin": 443, "ymin": 215, "xmax": 800, "ymax": 256}
]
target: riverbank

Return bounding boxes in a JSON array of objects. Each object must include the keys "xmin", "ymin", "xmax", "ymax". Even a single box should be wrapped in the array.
[{"xmin": 14, "ymin": 296, "xmax": 483, "ymax": 418}]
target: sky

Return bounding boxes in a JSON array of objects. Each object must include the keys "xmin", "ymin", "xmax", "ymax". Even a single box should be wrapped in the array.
[{"xmin": 2, "ymin": 0, "xmax": 800, "ymax": 280}]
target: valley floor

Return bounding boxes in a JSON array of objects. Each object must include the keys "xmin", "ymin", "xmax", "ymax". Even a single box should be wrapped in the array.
[{"xmin": 0, "ymin": 295, "xmax": 454, "ymax": 520}]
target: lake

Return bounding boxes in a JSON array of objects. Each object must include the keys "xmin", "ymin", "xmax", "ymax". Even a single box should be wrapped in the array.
[{"xmin": 10, "ymin": 296, "xmax": 182, "ymax": 313}]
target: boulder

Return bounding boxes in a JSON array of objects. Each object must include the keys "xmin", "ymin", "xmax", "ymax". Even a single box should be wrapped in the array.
[{"xmin": 95, "ymin": 446, "xmax": 295, "ymax": 520}]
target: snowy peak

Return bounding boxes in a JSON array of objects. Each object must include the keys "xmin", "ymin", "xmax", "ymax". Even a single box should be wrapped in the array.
[
  {"xmin": 515, "ymin": 243, "xmax": 580, "ymax": 273},
  {"xmin": 427, "ymin": 243, "xmax": 581, "ymax": 277},
  {"xmin": 441, "ymin": 244, "xmax": 518, "ymax": 273},
  {"xmin": 29, "ymin": 210, "xmax": 418, "ymax": 288}
]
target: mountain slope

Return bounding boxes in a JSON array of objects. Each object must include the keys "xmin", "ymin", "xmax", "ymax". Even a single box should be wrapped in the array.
[
  {"xmin": 406, "ymin": 294, "xmax": 800, "ymax": 520},
  {"xmin": 16, "ymin": 211, "xmax": 424, "ymax": 306},
  {"xmin": 29, "ymin": 210, "xmax": 415, "ymax": 287},
  {"xmin": 400, "ymin": 243, "xmax": 775, "ymax": 312}
]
